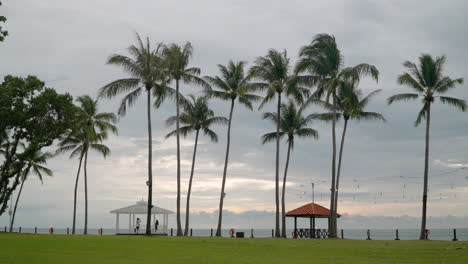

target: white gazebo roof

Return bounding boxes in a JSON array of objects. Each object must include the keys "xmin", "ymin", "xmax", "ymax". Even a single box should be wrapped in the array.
[{"xmin": 110, "ymin": 200, "xmax": 174, "ymax": 215}]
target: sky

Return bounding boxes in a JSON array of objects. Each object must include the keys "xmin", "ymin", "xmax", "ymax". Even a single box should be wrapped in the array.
[{"xmin": 0, "ymin": 0, "xmax": 467, "ymax": 230}]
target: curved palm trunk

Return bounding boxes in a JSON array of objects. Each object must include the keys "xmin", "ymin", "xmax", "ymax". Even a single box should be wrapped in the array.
[
  {"xmin": 184, "ymin": 129, "xmax": 199, "ymax": 236},
  {"xmin": 9, "ymin": 169, "xmax": 29, "ymax": 232},
  {"xmin": 146, "ymin": 89, "xmax": 153, "ymax": 236},
  {"xmin": 83, "ymin": 147, "xmax": 89, "ymax": 235},
  {"xmin": 175, "ymin": 79, "xmax": 183, "ymax": 236},
  {"xmin": 72, "ymin": 152, "xmax": 84, "ymax": 234},
  {"xmin": 329, "ymin": 89, "xmax": 337, "ymax": 238},
  {"xmin": 420, "ymin": 103, "xmax": 431, "ymax": 240},
  {"xmin": 334, "ymin": 119, "xmax": 348, "ymax": 213},
  {"xmin": 215, "ymin": 98, "xmax": 235, "ymax": 237},
  {"xmin": 274, "ymin": 92, "xmax": 281, "ymax": 238},
  {"xmin": 281, "ymin": 139, "xmax": 292, "ymax": 238}
]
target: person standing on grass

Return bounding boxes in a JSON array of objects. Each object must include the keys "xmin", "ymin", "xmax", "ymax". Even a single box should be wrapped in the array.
[
  {"xmin": 136, "ymin": 218, "xmax": 141, "ymax": 234},
  {"xmin": 155, "ymin": 220, "xmax": 159, "ymax": 233}
]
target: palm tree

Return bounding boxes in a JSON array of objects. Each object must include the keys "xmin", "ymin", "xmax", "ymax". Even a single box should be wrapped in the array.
[
  {"xmin": 56, "ymin": 129, "xmax": 85, "ymax": 235},
  {"xmin": 162, "ymin": 42, "xmax": 208, "ymax": 236},
  {"xmin": 295, "ymin": 34, "xmax": 378, "ymax": 237},
  {"xmin": 319, "ymin": 82, "xmax": 386, "ymax": 215},
  {"xmin": 99, "ymin": 34, "xmax": 172, "ymax": 235},
  {"xmin": 205, "ymin": 60, "xmax": 262, "ymax": 237},
  {"xmin": 387, "ymin": 54, "xmax": 466, "ymax": 240},
  {"xmin": 165, "ymin": 95, "xmax": 227, "ymax": 236},
  {"xmin": 57, "ymin": 95, "xmax": 117, "ymax": 235},
  {"xmin": 9, "ymin": 148, "xmax": 52, "ymax": 232},
  {"xmin": 250, "ymin": 50, "xmax": 308, "ymax": 237},
  {"xmin": 262, "ymin": 102, "xmax": 319, "ymax": 238}
]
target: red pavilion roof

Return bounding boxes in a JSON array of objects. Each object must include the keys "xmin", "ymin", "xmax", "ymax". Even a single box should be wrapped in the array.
[{"xmin": 285, "ymin": 202, "xmax": 341, "ymax": 218}]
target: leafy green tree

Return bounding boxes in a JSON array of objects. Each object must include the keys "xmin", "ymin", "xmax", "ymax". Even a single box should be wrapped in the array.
[
  {"xmin": 0, "ymin": 1, "xmax": 8, "ymax": 42},
  {"xmin": 166, "ymin": 95, "xmax": 227, "ymax": 236},
  {"xmin": 0, "ymin": 75, "xmax": 76, "ymax": 215},
  {"xmin": 162, "ymin": 42, "xmax": 208, "ymax": 236},
  {"xmin": 387, "ymin": 54, "xmax": 466, "ymax": 240},
  {"xmin": 57, "ymin": 95, "xmax": 117, "ymax": 234},
  {"xmin": 250, "ymin": 50, "xmax": 308, "ymax": 237},
  {"xmin": 9, "ymin": 148, "xmax": 53, "ymax": 232},
  {"xmin": 205, "ymin": 60, "xmax": 262, "ymax": 237},
  {"xmin": 99, "ymin": 34, "xmax": 174, "ymax": 235},
  {"xmin": 262, "ymin": 102, "xmax": 319, "ymax": 238},
  {"xmin": 295, "ymin": 34, "xmax": 378, "ymax": 237}
]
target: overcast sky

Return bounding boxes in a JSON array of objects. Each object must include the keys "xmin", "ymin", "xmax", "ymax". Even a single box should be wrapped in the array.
[{"xmin": 0, "ymin": 0, "xmax": 467, "ymax": 230}]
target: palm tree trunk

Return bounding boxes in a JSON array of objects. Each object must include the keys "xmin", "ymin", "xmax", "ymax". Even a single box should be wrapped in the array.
[
  {"xmin": 72, "ymin": 152, "xmax": 84, "ymax": 234},
  {"xmin": 274, "ymin": 92, "xmax": 281, "ymax": 238},
  {"xmin": 215, "ymin": 98, "xmax": 235, "ymax": 237},
  {"xmin": 281, "ymin": 139, "xmax": 292, "ymax": 238},
  {"xmin": 329, "ymin": 89, "xmax": 337, "ymax": 238},
  {"xmin": 9, "ymin": 169, "xmax": 28, "ymax": 232},
  {"xmin": 175, "ymin": 79, "xmax": 183, "ymax": 236},
  {"xmin": 334, "ymin": 119, "xmax": 348, "ymax": 214},
  {"xmin": 184, "ymin": 129, "xmax": 199, "ymax": 236},
  {"xmin": 145, "ymin": 89, "xmax": 153, "ymax": 236},
  {"xmin": 420, "ymin": 103, "xmax": 431, "ymax": 240},
  {"xmin": 83, "ymin": 147, "xmax": 88, "ymax": 235}
]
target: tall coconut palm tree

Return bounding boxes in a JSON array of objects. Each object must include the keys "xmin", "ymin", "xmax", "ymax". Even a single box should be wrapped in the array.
[
  {"xmin": 316, "ymin": 83, "xmax": 386, "ymax": 214},
  {"xmin": 9, "ymin": 148, "xmax": 52, "ymax": 232},
  {"xmin": 56, "ymin": 129, "xmax": 85, "ymax": 235},
  {"xmin": 387, "ymin": 54, "xmax": 465, "ymax": 240},
  {"xmin": 162, "ymin": 42, "xmax": 208, "ymax": 236},
  {"xmin": 262, "ymin": 102, "xmax": 319, "ymax": 238},
  {"xmin": 165, "ymin": 95, "xmax": 227, "ymax": 236},
  {"xmin": 295, "ymin": 34, "xmax": 379, "ymax": 237},
  {"xmin": 99, "ymin": 34, "xmax": 173, "ymax": 235},
  {"xmin": 76, "ymin": 95, "xmax": 117, "ymax": 234},
  {"xmin": 57, "ymin": 95, "xmax": 117, "ymax": 235},
  {"xmin": 250, "ymin": 50, "xmax": 308, "ymax": 237},
  {"xmin": 205, "ymin": 60, "xmax": 262, "ymax": 237}
]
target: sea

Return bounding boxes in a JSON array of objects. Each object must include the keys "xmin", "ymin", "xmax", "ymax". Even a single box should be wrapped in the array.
[{"xmin": 3, "ymin": 227, "xmax": 468, "ymax": 241}]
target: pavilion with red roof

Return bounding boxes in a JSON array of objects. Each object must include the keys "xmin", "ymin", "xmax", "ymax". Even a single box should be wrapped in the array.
[{"xmin": 285, "ymin": 202, "xmax": 341, "ymax": 238}]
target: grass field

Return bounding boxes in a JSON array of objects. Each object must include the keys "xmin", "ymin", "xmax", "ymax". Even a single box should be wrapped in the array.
[{"xmin": 1, "ymin": 233, "xmax": 467, "ymax": 264}]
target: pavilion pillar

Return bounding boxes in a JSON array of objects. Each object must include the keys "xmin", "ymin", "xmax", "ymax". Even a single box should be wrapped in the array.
[
  {"xmin": 164, "ymin": 214, "xmax": 168, "ymax": 233},
  {"xmin": 294, "ymin": 216, "xmax": 297, "ymax": 238},
  {"xmin": 312, "ymin": 216, "xmax": 316, "ymax": 238},
  {"xmin": 132, "ymin": 214, "xmax": 135, "ymax": 232},
  {"xmin": 128, "ymin": 214, "xmax": 131, "ymax": 232},
  {"xmin": 116, "ymin": 213, "xmax": 120, "ymax": 233},
  {"xmin": 309, "ymin": 217, "xmax": 313, "ymax": 239}
]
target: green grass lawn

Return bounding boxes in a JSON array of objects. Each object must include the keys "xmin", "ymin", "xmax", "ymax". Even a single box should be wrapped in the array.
[{"xmin": 0, "ymin": 233, "xmax": 467, "ymax": 264}]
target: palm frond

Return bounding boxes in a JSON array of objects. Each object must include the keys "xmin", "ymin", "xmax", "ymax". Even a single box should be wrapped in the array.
[
  {"xmin": 387, "ymin": 93, "xmax": 420, "ymax": 105},
  {"xmin": 89, "ymin": 143, "xmax": 110, "ymax": 158},
  {"xmin": 414, "ymin": 103, "xmax": 428, "ymax": 127},
  {"xmin": 359, "ymin": 89, "xmax": 382, "ymax": 109},
  {"xmin": 397, "ymin": 73, "xmax": 425, "ymax": 93},
  {"xmin": 438, "ymin": 96, "xmax": 467, "ymax": 111},
  {"xmin": 354, "ymin": 112, "xmax": 386, "ymax": 122},
  {"xmin": 202, "ymin": 128, "xmax": 219, "ymax": 143},
  {"xmin": 258, "ymin": 86, "xmax": 276, "ymax": 110},
  {"xmin": 435, "ymin": 77, "xmax": 464, "ymax": 93},
  {"xmin": 261, "ymin": 132, "xmax": 285, "ymax": 145},
  {"xmin": 296, "ymin": 128, "xmax": 319, "ymax": 140},
  {"xmin": 98, "ymin": 78, "xmax": 141, "ymax": 99}
]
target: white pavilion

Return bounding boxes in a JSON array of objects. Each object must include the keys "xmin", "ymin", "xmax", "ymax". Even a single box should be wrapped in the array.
[{"xmin": 110, "ymin": 200, "xmax": 173, "ymax": 234}]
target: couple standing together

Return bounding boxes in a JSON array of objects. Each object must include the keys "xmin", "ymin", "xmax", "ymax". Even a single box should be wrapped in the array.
[{"xmin": 135, "ymin": 218, "xmax": 159, "ymax": 234}]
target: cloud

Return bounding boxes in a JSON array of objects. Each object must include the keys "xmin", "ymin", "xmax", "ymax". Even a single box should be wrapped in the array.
[{"xmin": 1, "ymin": 0, "xmax": 468, "ymax": 230}]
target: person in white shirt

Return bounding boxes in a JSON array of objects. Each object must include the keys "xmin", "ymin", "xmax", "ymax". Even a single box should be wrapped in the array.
[{"xmin": 136, "ymin": 218, "xmax": 141, "ymax": 234}]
